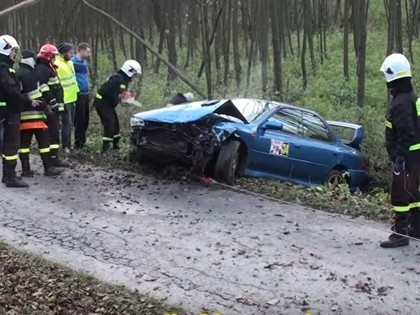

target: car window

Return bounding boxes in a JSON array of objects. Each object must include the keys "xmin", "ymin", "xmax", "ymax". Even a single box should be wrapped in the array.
[
  {"xmin": 270, "ymin": 108, "xmax": 303, "ymax": 136},
  {"xmin": 301, "ymin": 111, "xmax": 334, "ymax": 142},
  {"xmin": 232, "ymin": 99, "xmax": 275, "ymax": 122}
]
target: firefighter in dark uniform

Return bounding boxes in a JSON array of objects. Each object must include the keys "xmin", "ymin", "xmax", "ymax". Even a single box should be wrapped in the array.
[
  {"xmin": 0, "ymin": 35, "xmax": 37, "ymax": 187},
  {"xmin": 35, "ymin": 44, "xmax": 69, "ymax": 168},
  {"xmin": 16, "ymin": 50, "xmax": 63, "ymax": 177},
  {"xmin": 380, "ymin": 53, "xmax": 420, "ymax": 248},
  {"xmin": 93, "ymin": 59, "xmax": 141, "ymax": 152}
]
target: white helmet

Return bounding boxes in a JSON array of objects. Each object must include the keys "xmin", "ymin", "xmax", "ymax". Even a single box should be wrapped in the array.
[
  {"xmin": 121, "ymin": 59, "xmax": 142, "ymax": 78},
  {"xmin": 0, "ymin": 35, "xmax": 19, "ymax": 56},
  {"xmin": 380, "ymin": 53, "xmax": 411, "ymax": 83}
]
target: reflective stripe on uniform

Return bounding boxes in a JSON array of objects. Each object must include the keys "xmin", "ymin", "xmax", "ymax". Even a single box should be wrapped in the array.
[
  {"xmin": 27, "ymin": 88, "xmax": 43, "ymax": 100},
  {"xmin": 385, "ymin": 120, "xmax": 392, "ymax": 129},
  {"xmin": 96, "ymin": 93, "xmax": 103, "ymax": 100},
  {"xmin": 48, "ymin": 76, "xmax": 60, "ymax": 85},
  {"xmin": 50, "ymin": 144, "xmax": 60, "ymax": 149},
  {"xmin": 19, "ymin": 148, "xmax": 30, "ymax": 154},
  {"xmin": 39, "ymin": 147, "xmax": 50, "ymax": 154},
  {"xmin": 113, "ymin": 134, "xmax": 121, "ymax": 139},
  {"xmin": 394, "ymin": 205, "xmax": 411, "ymax": 212},
  {"xmin": 120, "ymin": 84, "xmax": 127, "ymax": 89},
  {"xmin": 103, "ymin": 137, "xmax": 113, "ymax": 142},
  {"xmin": 409, "ymin": 143, "xmax": 420, "ymax": 151},
  {"xmin": 39, "ymin": 83, "xmax": 50, "ymax": 92},
  {"xmin": 21, "ymin": 110, "xmax": 47, "ymax": 121},
  {"xmin": 2, "ymin": 154, "xmax": 18, "ymax": 161},
  {"xmin": 21, "ymin": 114, "xmax": 47, "ymax": 121},
  {"xmin": 0, "ymin": 101, "xmax": 6, "ymax": 107},
  {"xmin": 394, "ymin": 203, "xmax": 420, "ymax": 212},
  {"xmin": 9, "ymin": 68, "xmax": 15, "ymax": 73}
]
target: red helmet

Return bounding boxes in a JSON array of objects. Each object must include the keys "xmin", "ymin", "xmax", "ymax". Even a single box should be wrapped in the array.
[{"xmin": 38, "ymin": 44, "xmax": 58, "ymax": 61}]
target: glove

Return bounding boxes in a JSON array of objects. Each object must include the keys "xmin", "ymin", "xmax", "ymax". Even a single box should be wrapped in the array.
[
  {"xmin": 31, "ymin": 100, "xmax": 43, "ymax": 108},
  {"xmin": 393, "ymin": 155, "xmax": 406, "ymax": 175},
  {"xmin": 44, "ymin": 105, "xmax": 53, "ymax": 117}
]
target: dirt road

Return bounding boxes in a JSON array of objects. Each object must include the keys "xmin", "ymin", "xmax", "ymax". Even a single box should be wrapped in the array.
[{"xmin": 0, "ymin": 160, "xmax": 419, "ymax": 315}]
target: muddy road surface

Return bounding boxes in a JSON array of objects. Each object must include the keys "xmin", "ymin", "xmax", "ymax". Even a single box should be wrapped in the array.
[{"xmin": 0, "ymin": 160, "xmax": 419, "ymax": 315}]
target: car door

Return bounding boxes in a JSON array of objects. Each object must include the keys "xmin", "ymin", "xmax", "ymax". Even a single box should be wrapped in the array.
[
  {"xmin": 290, "ymin": 111, "xmax": 340, "ymax": 184},
  {"xmin": 249, "ymin": 108, "xmax": 304, "ymax": 179}
]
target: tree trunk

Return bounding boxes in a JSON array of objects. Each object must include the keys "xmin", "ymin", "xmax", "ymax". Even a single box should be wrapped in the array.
[{"xmin": 270, "ymin": 0, "xmax": 282, "ymax": 98}]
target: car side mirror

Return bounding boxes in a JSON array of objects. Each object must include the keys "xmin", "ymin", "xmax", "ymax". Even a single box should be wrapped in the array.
[{"xmin": 262, "ymin": 119, "xmax": 283, "ymax": 131}]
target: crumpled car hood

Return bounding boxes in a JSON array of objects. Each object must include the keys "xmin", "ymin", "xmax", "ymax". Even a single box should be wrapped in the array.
[{"xmin": 133, "ymin": 99, "xmax": 248, "ymax": 124}]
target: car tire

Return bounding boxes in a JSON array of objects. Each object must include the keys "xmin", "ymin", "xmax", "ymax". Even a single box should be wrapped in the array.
[
  {"xmin": 326, "ymin": 169, "xmax": 348, "ymax": 188},
  {"xmin": 214, "ymin": 140, "xmax": 241, "ymax": 185}
]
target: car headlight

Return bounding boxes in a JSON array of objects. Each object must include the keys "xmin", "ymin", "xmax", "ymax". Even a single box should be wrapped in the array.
[{"xmin": 130, "ymin": 116, "xmax": 145, "ymax": 128}]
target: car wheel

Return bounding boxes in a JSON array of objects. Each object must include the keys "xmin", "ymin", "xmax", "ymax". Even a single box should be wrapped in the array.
[
  {"xmin": 214, "ymin": 140, "xmax": 241, "ymax": 185},
  {"xmin": 326, "ymin": 169, "xmax": 348, "ymax": 188}
]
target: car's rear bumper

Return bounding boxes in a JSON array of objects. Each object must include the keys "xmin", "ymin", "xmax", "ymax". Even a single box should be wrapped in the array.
[{"xmin": 348, "ymin": 169, "xmax": 369, "ymax": 190}]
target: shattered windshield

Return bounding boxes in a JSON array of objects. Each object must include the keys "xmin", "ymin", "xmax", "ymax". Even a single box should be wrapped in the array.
[{"xmin": 232, "ymin": 99, "xmax": 275, "ymax": 122}]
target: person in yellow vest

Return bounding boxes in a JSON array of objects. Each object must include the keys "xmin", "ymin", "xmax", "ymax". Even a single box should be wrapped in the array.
[{"xmin": 55, "ymin": 43, "xmax": 79, "ymax": 153}]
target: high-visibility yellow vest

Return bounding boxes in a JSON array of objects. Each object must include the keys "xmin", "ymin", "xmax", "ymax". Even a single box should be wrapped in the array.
[{"xmin": 55, "ymin": 56, "xmax": 79, "ymax": 104}]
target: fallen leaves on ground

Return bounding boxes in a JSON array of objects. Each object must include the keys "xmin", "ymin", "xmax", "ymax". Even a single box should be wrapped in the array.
[{"xmin": 0, "ymin": 242, "xmax": 185, "ymax": 315}]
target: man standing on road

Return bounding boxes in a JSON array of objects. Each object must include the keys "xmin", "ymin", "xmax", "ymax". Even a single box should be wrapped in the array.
[
  {"xmin": 380, "ymin": 53, "xmax": 420, "ymax": 248},
  {"xmin": 72, "ymin": 42, "xmax": 91, "ymax": 149},
  {"xmin": 16, "ymin": 50, "xmax": 63, "ymax": 178},
  {"xmin": 55, "ymin": 43, "xmax": 79, "ymax": 153},
  {"xmin": 0, "ymin": 35, "xmax": 35, "ymax": 187},
  {"xmin": 36, "ymin": 43, "xmax": 70, "ymax": 168}
]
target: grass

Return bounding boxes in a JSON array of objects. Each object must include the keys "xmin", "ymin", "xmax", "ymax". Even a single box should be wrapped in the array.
[{"xmin": 0, "ymin": 241, "xmax": 186, "ymax": 315}]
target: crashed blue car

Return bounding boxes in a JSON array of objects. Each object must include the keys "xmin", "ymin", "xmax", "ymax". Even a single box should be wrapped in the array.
[{"xmin": 130, "ymin": 99, "xmax": 368, "ymax": 189}]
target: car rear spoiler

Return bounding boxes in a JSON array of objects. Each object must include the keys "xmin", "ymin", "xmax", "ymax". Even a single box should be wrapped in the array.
[{"xmin": 327, "ymin": 120, "xmax": 364, "ymax": 150}]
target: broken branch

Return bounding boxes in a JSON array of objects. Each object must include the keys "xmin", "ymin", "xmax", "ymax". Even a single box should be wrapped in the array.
[
  {"xmin": 82, "ymin": 0, "xmax": 207, "ymax": 99},
  {"xmin": 0, "ymin": 0, "xmax": 42, "ymax": 18}
]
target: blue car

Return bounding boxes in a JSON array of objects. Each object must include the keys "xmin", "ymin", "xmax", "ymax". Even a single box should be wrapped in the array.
[{"xmin": 130, "ymin": 98, "xmax": 368, "ymax": 189}]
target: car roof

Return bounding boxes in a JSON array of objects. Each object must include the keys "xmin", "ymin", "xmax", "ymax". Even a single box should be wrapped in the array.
[{"xmin": 228, "ymin": 98, "xmax": 321, "ymax": 117}]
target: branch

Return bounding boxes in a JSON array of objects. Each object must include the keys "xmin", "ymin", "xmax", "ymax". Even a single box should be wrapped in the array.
[
  {"xmin": 82, "ymin": 0, "xmax": 207, "ymax": 99},
  {"xmin": 0, "ymin": 0, "xmax": 42, "ymax": 18}
]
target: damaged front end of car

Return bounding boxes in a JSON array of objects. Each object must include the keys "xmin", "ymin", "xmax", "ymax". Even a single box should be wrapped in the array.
[
  {"xmin": 131, "ymin": 117, "xmax": 224, "ymax": 174},
  {"xmin": 130, "ymin": 99, "xmax": 248, "ymax": 175}
]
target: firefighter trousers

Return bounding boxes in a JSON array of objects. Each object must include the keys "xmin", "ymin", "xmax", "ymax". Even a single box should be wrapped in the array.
[
  {"xmin": 95, "ymin": 102, "xmax": 120, "ymax": 148},
  {"xmin": 2, "ymin": 112, "xmax": 21, "ymax": 180},
  {"xmin": 46, "ymin": 108, "xmax": 60, "ymax": 158},
  {"xmin": 390, "ymin": 170, "xmax": 420, "ymax": 233},
  {"xmin": 19, "ymin": 128, "xmax": 50, "ymax": 171}
]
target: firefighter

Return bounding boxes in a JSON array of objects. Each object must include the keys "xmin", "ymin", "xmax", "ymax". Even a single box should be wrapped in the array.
[
  {"xmin": 16, "ymin": 50, "xmax": 64, "ymax": 177},
  {"xmin": 0, "ymin": 35, "xmax": 37, "ymax": 187},
  {"xmin": 35, "ymin": 44, "xmax": 70, "ymax": 168},
  {"xmin": 380, "ymin": 53, "xmax": 420, "ymax": 248},
  {"xmin": 93, "ymin": 59, "xmax": 142, "ymax": 152}
]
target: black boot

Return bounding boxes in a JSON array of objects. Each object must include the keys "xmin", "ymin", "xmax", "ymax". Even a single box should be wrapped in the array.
[
  {"xmin": 44, "ymin": 167, "xmax": 64, "ymax": 176},
  {"xmin": 41, "ymin": 153, "xmax": 64, "ymax": 177},
  {"xmin": 50, "ymin": 156, "xmax": 70, "ymax": 168},
  {"xmin": 380, "ymin": 212, "xmax": 410, "ymax": 248},
  {"xmin": 20, "ymin": 155, "xmax": 35, "ymax": 177},
  {"xmin": 102, "ymin": 141, "xmax": 111, "ymax": 153},
  {"xmin": 4, "ymin": 163, "xmax": 28, "ymax": 188},
  {"xmin": 408, "ymin": 208, "xmax": 420, "ymax": 239},
  {"xmin": 113, "ymin": 137, "xmax": 120, "ymax": 151}
]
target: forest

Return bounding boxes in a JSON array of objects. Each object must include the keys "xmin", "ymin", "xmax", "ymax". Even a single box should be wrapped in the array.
[{"xmin": 1, "ymin": 0, "xmax": 420, "ymax": 187}]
